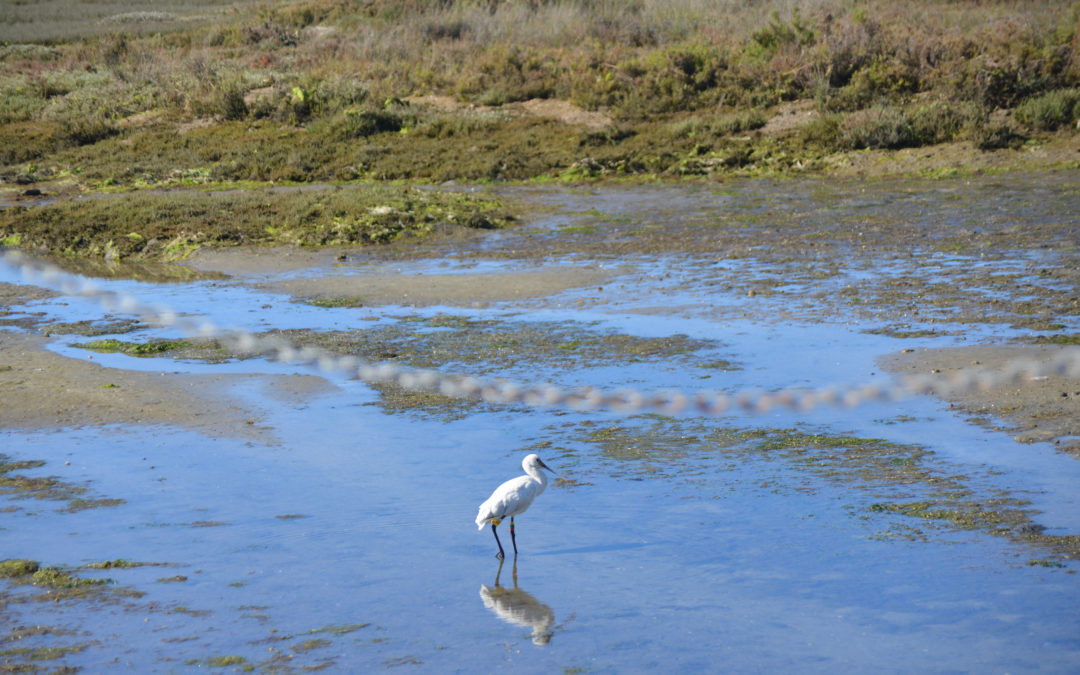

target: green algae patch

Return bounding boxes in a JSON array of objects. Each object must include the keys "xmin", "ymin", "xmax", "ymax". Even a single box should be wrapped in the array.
[
  {"xmin": 0, "ymin": 622, "xmax": 89, "ymax": 670},
  {"xmin": 366, "ymin": 382, "xmax": 483, "ymax": 422},
  {"xmin": 123, "ymin": 315, "xmax": 727, "ymax": 418},
  {"xmin": 0, "ymin": 469, "xmax": 79, "ymax": 502},
  {"xmin": 756, "ymin": 433, "xmax": 891, "ymax": 452},
  {"xmin": 864, "ymin": 326, "xmax": 951, "ymax": 339},
  {"xmin": 84, "ymin": 559, "xmax": 170, "ymax": 570},
  {"xmin": 42, "ymin": 318, "xmax": 142, "ymax": 337},
  {"xmin": 0, "ymin": 644, "xmax": 88, "ymax": 661},
  {"xmin": 0, "ymin": 185, "xmax": 515, "ymax": 262},
  {"xmin": 171, "ymin": 606, "xmax": 212, "ymax": 617},
  {"xmin": 76, "ymin": 338, "xmax": 200, "ymax": 356},
  {"xmin": 307, "ymin": 296, "xmax": 367, "ymax": 308},
  {"xmin": 293, "ymin": 638, "xmax": 332, "ymax": 652},
  {"xmin": 0, "ymin": 452, "xmax": 126, "ymax": 512},
  {"xmin": 0, "ymin": 558, "xmax": 40, "ymax": 578},
  {"xmin": 310, "ymin": 623, "xmax": 370, "ymax": 636},
  {"xmin": 184, "ymin": 655, "xmax": 248, "ymax": 668},
  {"xmin": 0, "ymin": 457, "xmax": 47, "ymax": 476},
  {"xmin": 65, "ymin": 497, "xmax": 126, "ymax": 512},
  {"xmin": 551, "ymin": 416, "xmax": 1079, "ymax": 562},
  {"xmin": 271, "ymin": 316, "xmax": 719, "ymax": 375},
  {"xmin": 72, "ymin": 337, "xmax": 234, "ymax": 363},
  {"xmin": 0, "ymin": 557, "xmax": 121, "ymax": 603},
  {"xmin": 28, "ymin": 565, "xmax": 111, "ymax": 591},
  {"xmin": 274, "ymin": 317, "xmax": 722, "ymax": 417},
  {"xmin": 237, "ymin": 622, "xmax": 371, "ymax": 672},
  {"xmin": 1028, "ymin": 333, "xmax": 1080, "ymax": 346},
  {"xmin": 1028, "ymin": 558, "xmax": 1065, "ymax": 568}
]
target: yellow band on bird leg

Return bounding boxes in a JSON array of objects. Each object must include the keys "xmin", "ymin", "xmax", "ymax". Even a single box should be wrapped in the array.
[{"xmin": 492, "ymin": 518, "xmax": 502, "ymax": 526}]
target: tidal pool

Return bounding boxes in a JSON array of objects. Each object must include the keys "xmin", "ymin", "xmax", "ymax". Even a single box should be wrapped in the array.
[{"xmin": 2, "ymin": 173, "xmax": 1079, "ymax": 672}]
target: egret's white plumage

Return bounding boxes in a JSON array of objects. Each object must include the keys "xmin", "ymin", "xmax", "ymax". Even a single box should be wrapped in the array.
[
  {"xmin": 475, "ymin": 454, "xmax": 552, "ymax": 529},
  {"xmin": 476, "ymin": 454, "xmax": 559, "ymax": 558}
]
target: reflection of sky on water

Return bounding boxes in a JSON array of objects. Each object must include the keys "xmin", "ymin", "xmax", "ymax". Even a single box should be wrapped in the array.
[
  {"xmin": 2, "ymin": 175, "xmax": 1079, "ymax": 671},
  {"xmin": 7, "ymin": 401, "xmax": 1078, "ymax": 671}
]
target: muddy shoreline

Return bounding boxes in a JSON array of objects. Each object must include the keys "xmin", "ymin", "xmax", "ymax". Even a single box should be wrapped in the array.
[
  {"xmin": 2, "ymin": 172, "xmax": 1078, "ymax": 448},
  {"xmin": 2, "ymin": 236, "xmax": 1077, "ymax": 454},
  {"xmin": 880, "ymin": 345, "xmax": 1080, "ymax": 456},
  {"xmin": 0, "ymin": 329, "xmax": 337, "ymax": 443},
  {"xmin": 3, "ymin": 171, "xmax": 1080, "ymax": 450}
]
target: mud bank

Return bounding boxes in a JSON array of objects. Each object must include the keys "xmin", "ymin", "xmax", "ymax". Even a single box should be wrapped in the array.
[
  {"xmin": 881, "ymin": 344, "xmax": 1080, "ymax": 454},
  {"xmin": 0, "ymin": 325, "xmax": 335, "ymax": 442}
]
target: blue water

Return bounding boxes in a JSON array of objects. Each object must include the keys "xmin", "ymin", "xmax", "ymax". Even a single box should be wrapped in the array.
[{"xmin": 2, "ymin": 176, "xmax": 1079, "ymax": 672}]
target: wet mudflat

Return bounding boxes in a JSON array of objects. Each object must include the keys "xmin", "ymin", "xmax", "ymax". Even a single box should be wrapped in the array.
[{"xmin": 2, "ymin": 172, "xmax": 1079, "ymax": 672}]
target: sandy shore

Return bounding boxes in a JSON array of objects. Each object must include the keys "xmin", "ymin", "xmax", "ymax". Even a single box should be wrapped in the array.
[
  {"xmin": 0, "ymin": 297, "xmax": 336, "ymax": 443},
  {"xmin": 266, "ymin": 267, "xmax": 617, "ymax": 308},
  {"xmin": 2, "ymin": 236, "xmax": 1077, "ymax": 453},
  {"xmin": 880, "ymin": 345, "xmax": 1080, "ymax": 456},
  {"xmin": 0, "ymin": 257, "xmax": 622, "ymax": 440},
  {"xmin": 184, "ymin": 246, "xmax": 618, "ymax": 308}
]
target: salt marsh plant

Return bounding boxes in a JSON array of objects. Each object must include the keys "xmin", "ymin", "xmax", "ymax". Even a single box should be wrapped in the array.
[
  {"xmin": 0, "ymin": 1, "xmax": 1076, "ymax": 190},
  {"xmin": 1015, "ymin": 88, "xmax": 1080, "ymax": 130}
]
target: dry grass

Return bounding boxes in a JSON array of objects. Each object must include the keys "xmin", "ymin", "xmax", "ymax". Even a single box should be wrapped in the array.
[
  {"xmin": 0, "ymin": 0, "xmax": 269, "ymax": 43},
  {"xmin": 0, "ymin": 0, "xmax": 1076, "ymax": 188}
]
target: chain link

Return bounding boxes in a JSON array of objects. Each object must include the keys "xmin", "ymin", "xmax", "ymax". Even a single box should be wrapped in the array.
[{"xmin": 4, "ymin": 250, "xmax": 1079, "ymax": 415}]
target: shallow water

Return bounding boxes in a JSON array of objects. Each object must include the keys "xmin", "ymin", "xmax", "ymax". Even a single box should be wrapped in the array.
[{"xmin": 2, "ymin": 174, "xmax": 1079, "ymax": 672}]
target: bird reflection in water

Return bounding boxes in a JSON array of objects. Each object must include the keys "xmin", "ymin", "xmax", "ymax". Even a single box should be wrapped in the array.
[{"xmin": 480, "ymin": 558, "xmax": 555, "ymax": 646}]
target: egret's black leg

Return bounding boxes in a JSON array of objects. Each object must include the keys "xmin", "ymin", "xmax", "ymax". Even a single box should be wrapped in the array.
[
  {"xmin": 491, "ymin": 521, "xmax": 505, "ymax": 559},
  {"xmin": 510, "ymin": 517, "xmax": 518, "ymax": 556}
]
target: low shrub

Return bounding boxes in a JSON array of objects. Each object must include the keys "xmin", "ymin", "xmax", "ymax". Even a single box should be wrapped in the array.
[
  {"xmin": 664, "ymin": 110, "xmax": 766, "ymax": 139},
  {"xmin": 837, "ymin": 105, "xmax": 912, "ymax": 150},
  {"xmin": 338, "ymin": 108, "xmax": 407, "ymax": 138},
  {"xmin": 217, "ymin": 86, "xmax": 248, "ymax": 121},
  {"xmin": 454, "ymin": 44, "xmax": 559, "ymax": 106},
  {"xmin": 908, "ymin": 100, "xmax": 984, "ymax": 145},
  {"xmin": 972, "ymin": 122, "xmax": 1025, "ymax": 150},
  {"xmin": 413, "ymin": 109, "xmax": 509, "ymax": 138},
  {"xmin": 825, "ymin": 100, "xmax": 986, "ymax": 151},
  {"xmin": 58, "ymin": 116, "xmax": 116, "ymax": 147},
  {"xmin": 1015, "ymin": 88, "xmax": 1080, "ymax": 131}
]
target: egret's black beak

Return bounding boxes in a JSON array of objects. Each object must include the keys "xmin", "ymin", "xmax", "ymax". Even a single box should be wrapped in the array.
[{"xmin": 537, "ymin": 458, "xmax": 562, "ymax": 479}]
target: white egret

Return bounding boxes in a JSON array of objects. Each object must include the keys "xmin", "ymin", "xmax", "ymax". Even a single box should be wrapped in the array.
[{"xmin": 476, "ymin": 454, "xmax": 560, "ymax": 559}]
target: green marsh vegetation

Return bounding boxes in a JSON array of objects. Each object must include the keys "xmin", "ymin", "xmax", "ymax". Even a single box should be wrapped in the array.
[
  {"xmin": 0, "ymin": 558, "xmax": 110, "ymax": 593},
  {"xmin": 0, "ymin": 1, "xmax": 1075, "ymax": 210},
  {"xmin": 0, "ymin": 0, "xmax": 1075, "ymax": 180},
  {"xmin": 0, "ymin": 184, "xmax": 513, "ymax": 259},
  {"xmin": 0, "ymin": 556, "xmax": 138, "ymax": 613}
]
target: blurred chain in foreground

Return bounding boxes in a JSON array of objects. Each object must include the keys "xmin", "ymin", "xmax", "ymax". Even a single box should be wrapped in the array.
[{"xmin": 4, "ymin": 250, "xmax": 1079, "ymax": 415}]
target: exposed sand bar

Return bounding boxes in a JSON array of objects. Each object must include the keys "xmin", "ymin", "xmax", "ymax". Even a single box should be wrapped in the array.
[{"xmin": 880, "ymin": 344, "xmax": 1080, "ymax": 455}]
